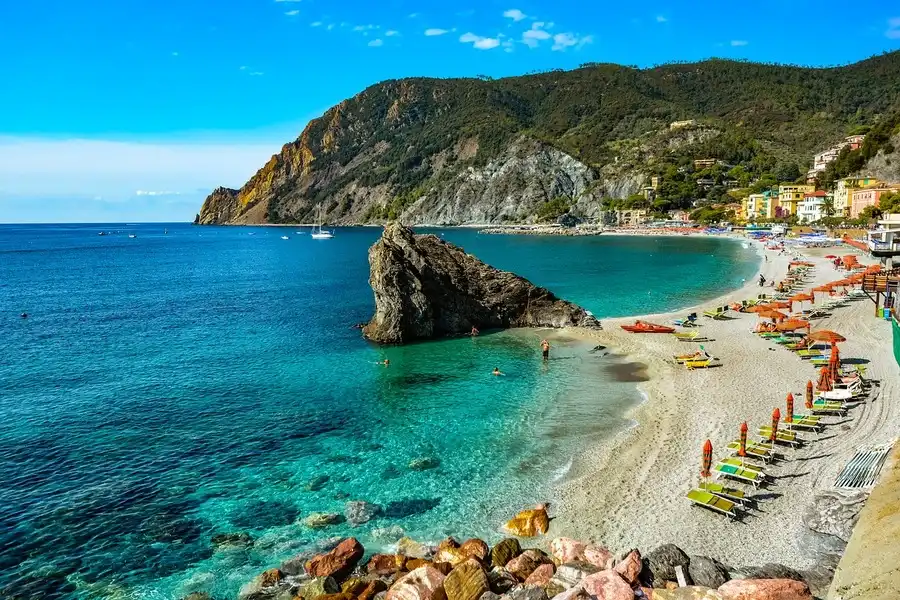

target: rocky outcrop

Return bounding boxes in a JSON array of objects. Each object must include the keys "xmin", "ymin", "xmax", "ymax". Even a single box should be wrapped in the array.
[{"xmin": 363, "ymin": 224, "xmax": 600, "ymax": 344}]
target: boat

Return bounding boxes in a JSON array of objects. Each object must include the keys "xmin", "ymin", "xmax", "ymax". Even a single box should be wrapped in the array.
[
  {"xmin": 620, "ymin": 320, "xmax": 676, "ymax": 334},
  {"xmin": 310, "ymin": 205, "xmax": 334, "ymax": 239},
  {"xmin": 281, "ymin": 235, "xmax": 289, "ymax": 240},
  {"xmin": 128, "ymin": 234, "xmax": 137, "ymax": 239},
  {"xmin": 98, "ymin": 231, "xmax": 106, "ymax": 236}
]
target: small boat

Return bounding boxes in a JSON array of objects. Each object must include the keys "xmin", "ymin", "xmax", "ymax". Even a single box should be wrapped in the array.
[
  {"xmin": 620, "ymin": 320, "xmax": 676, "ymax": 334},
  {"xmin": 281, "ymin": 235, "xmax": 289, "ymax": 240},
  {"xmin": 98, "ymin": 231, "xmax": 106, "ymax": 236},
  {"xmin": 310, "ymin": 205, "xmax": 334, "ymax": 239},
  {"xmin": 128, "ymin": 234, "xmax": 137, "ymax": 239}
]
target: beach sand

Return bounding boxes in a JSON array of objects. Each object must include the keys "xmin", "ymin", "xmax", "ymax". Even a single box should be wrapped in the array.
[{"xmin": 549, "ymin": 241, "xmax": 897, "ymax": 571}]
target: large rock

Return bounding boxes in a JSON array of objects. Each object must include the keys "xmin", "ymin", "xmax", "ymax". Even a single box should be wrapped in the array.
[
  {"xmin": 613, "ymin": 550, "xmax": 641, "ymax": 585},
  {"xmin": 525, "ymin": 564, "xmax": 556, "ymax": 587},
  {"xmin": 345, "ymin": 501, "xmax": 383, "ymax": 526},
  {"xmin": 239, "ymin": 569, "xmax": 285, "ymax": 600},
  {"xmin": 443, "ymin": 559, "xmax": 490, "ymax": 600},
  {"xmin": 305, "ymin": 538, "xmax": 365, "ymax": 581},
  {"xmin": 304, "ymin": 513, "xmax": 345, "ymax": 529},
  {"xmin": 742, "ymin": 564, "xmax": 805, "ymax": 582},
  {"xmin": 506, "ymin": 550, "xmax": 554, "ymax": 581},
  {"xmin": 368, "ymin": 554, "xmax": 408, "ymax": 576},
  {"xmin": 503, "ymin": 506, "xmax": 551, "ymax": 538},
  {"xmin": 580, "ymin": 570, "xmax": 634, "ymax": 600},
  {"xmin": 641, "ymin": 544, "xmax": 692, "ymax": 588},
  {"xmin": 651, "ymin": 587, "xmax": 724, "ymax": 599},
  {"xmin": 358, "ymin": 581, "xmax": 389, "ymax": 600},
  {"xmin": 301, "ymin": 577, "xmax": 341, "ymax": 599},
  {"xmin": 490, "ymin": 539, "xmax": 522, "ymax": 568},
  {"xmin": 551, "ymin": 562, "xmax": 600, "ymax": 590},
  {"xmin": 717, "ymin": 578, "xmax": 813, "ymax": 600},
  {"xmin": 363, "ymin": 224, "xmax": 599, "ymax": 344},
  {"xmin": 549, "ymin": 539, "xmax": 585, "ymax": 564},
  {"xmin": 549, "ymin": 588, "xmax": 590, "ymax": 600},
  {"xmin": 282, "ymin": 552, "xmax": 318, "ymax": 576},
  {"xmin": 386, "ymin": 566, "xmax": 448, "ymax": 600},
  {"xmin": 459, "ymin": 539, "xmax": 490, "ymax": 563},
  {"xmin": 582, "ymin": 546, "xmax": 613, "ymax": 571},
  {"xmin": 397, "ymin": 537, "xmax": 432, "ymax": 559},
  {"xmin": 487, "ymin": 568, "xmax": 519, "ymax": 593},
  {"xmin": 506, "ymin": 585, "xmax": 550, "ymax": 600},
  {"xmin": 687, "ymin": 556, "xmax": 730, "ymax": 589}
]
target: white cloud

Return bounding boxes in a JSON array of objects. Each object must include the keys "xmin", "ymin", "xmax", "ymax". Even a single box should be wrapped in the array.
[
  {"xmin": 368, "ymin": 38, "xmax": 384, "ymax": 47},
  {"xmin": 503, "ymin": 9, "xmax": 526, "ymax": 21},
  {"xmin": 656, "ymin": 15, "xmax": 667, "ymax": 22},
  {"xmin": 886, "ymin": 17, "xmax": 900, "ymax": 39},
  {"xmin": 502, "ymin": 39, "xmax": 515, "ymax": 53},
  {"xmin": 460, "ymin": 32, "xmax": 500, "ymax": 49},
  {"xmin": 385, "ymin": 30, "xmax": 400, "ymax": 36},
  {"xmin": 285, "ymin": 10, "xmax": 299, "ymax": 16},
  {"xmin": 136, "ymin": 190, "xmax": 182, "ymax": 196},
  {"xmin": 730, "ymin": 39, "xmax": 748, "ymax": 46},
  {"xmin": 425, "ymin": 28, "xmax": 449, "ymax": 36},
  {"xmin": 522, "ymin": 22, "xmax": 551, "ymax": 48},
  {"xmin": 551, "ymin": 32, "xmax": 592, "ymax": 51},
  {"xmin": 239, "ymin": 65, "xmax": 248, "ymax": 70},
  {"xmin": 310, "ymin": 21, "xmax": 322, "ymax": 27},
  {"xmin": 327, "ymin": 23, "xmax": 335, "ymax": 30},
  {"xmin": 248, "ymin": 71, "xmax": 264, "ymax": 76},
  {"xmin": 408, "ymin": 12, "xmax": 420, "ymax": 18}
]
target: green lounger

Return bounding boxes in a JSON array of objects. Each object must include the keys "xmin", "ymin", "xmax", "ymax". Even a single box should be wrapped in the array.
[
  {"xmin": 726, "ymin": 441, "xmax": 773, "ymax": 463},
  {"xmin": 719, "ymin": 457, "xmax": 765, "ymax": 474},
  {"xmin": 784, "ymin": 415, "xmax": 823, "ymax": 431},
  {"xmin": 714, "ymin": 463, "xmax": 764, "ymax": 488},
  {"xmin": 757, "ymin": 426, "xmax": 800, "ymax": 447},
  {"xmin": 810, "ymin": 400, "xmax": 846, "ymax": 415},
  {"xmin": 699, "ymin": 481, "xmax": 748, "ymax": 506},
  {"xmin": 796, "ymin": 349, "xmax": 824, "ymax": 359},
  {"xmin": 687, "ymin": 489, "xmax": 738, "ymax": 519}
]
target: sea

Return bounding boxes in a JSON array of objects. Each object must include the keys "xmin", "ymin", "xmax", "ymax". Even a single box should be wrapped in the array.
[{"xmin": 0, "ymin": 223, "xmax": 759, "ymax": 600}]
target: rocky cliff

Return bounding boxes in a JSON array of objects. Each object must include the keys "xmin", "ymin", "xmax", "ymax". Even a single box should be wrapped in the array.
[
  {"xmin": 197, "ymin": 53, "xmax": 900, "ymax": 225},
  {"xmin": 363, "ymin": 223, "xmax": 600, "ymax": 344}
]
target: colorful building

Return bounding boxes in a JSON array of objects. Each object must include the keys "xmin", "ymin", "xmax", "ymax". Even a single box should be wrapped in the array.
[
  {"xmin": 834, "ymin": 177, "xmax": 881, "ymax": 217},
  {"xmin": 851, "ymin": 187, "xmax": 900, "ymax": 219},
  {"xmin": 798, "ymin": 190, "xmax": 828, "ymax": 223},
  {"xmin": 742, "ymin": 193, "xmax": 767, "ymax": 220},
  {"xmin": 777, "ymin": 184, "xmax": 815, "ymax": 216}
]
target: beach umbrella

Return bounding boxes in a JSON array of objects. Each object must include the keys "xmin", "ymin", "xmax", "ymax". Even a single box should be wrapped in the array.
[
  {"xmin": 824, "ymin": 255, "xmax": 837, "ymax": 259},
  {"xmin": 785, "ymin": 393, "xmax": 794, "ymax": 423},
  {"xmin": 790, "ymin": 292, "xmax": 815, "ymax": 307},
  {"xmin": 808, "ymin": 330, "xmax": 846, "ymax": 344},
  {"xmin": 777, "ymin": 319, "xmax": 811, "ymax": 332},
  {"xmin": 738, "ymin": 422, "xmax": 748, "ymax": 457},
  {"xmin": 746, "ymin": 305, "xmax": 775, "ymax": 314},
  {"xmin": 763, "ymin": 301, "xmax": 792, "ymax": 310},
  {"xmin": 806, "ymin": 380, "xmax": 814, "ymax": 409},
  {"xmin": 812, "ymin": 285, "xmax": 834, "ymax": 294},
  {"xmin": 817, "ymin": 366, "xmax": 833, "ymax": 392},
  {"xmin": 829, "ymin": 344, "xmax": 841, "ymax": 381},
  {"xmin": 865, "ymin": 265, "xmax": 881, "ymax": 274},
  {"xmin": 700, "ymin": 439, "xmax": 713, "ymax": 479},
  {"xmin": 770, "ymin": 408, "xmax": 781, "ymax": 442},
  {"xmin": 757, "ymin": 309, "xmax": 787, "ymax": 321}
]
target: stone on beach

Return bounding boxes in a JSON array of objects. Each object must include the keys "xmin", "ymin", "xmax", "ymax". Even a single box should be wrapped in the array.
[
  {"xmin": 650, "ymin": 587, "xmax": 724, "ymax": 599},
  {"xmin": 239, "ymin": 569, "xmax": 284, "ymax": 600},
  {"xmin": 443, "ymin": 559, "xmax": 490, "ymax": 600},
  {"xmin": 641, "ymin": 544, "xmax": 692, "ymax": 588},
  {"xmin": 368, "ymin": 554, "xmax": 409, "ymax": 576},
  {"xmin": 397, "ymin": 537, "xmax": 432, "ymax": 559},
  {"xmin": 613, "ymin": 550, "xmax": 642, "ymax": 585},
  {"xmin": 305, "ymin": 538, "xmax": 365, "ymax": 581},
  {"xmin": 717, "ymin": 578, "xmax": 813, "ymax": 600},
  {"xmin": 459, "ymin": 539, "xmax": 490, "ymax": 562},
  {"xmin": 686, "ymin": 556, "xmax": 730, "ymax": 590},
  {"xmin": 579, "ymin": 570, "xmax": 634, "ymax": 600},
  {"xmin": 551, "ymin": 562, "xmax": 600, "ymax": 589},
  {"xmin": 549, "ymin": 538, "xmax": 586, "ymax": 564},
  {"xmin": 506, "ymin": 550, "xmax": 554, "ymax": 581},
  {"xmin": 345, "ymin": 501, "xmax": 383, "ymax": 526},
  {"xmin": 385, "ymin": 566, "xmax": 448, "ymax": 600},
  {"xmin": 524, "ymin": 563, "xmax": 556, "ymax": 586},
  {"xmin": 549, "ymin": 586, "xmax": 590, "ymax": 600},
  {"xmin": 490, "ymin": 538, "xmax": 522, "ymax": 568},
  {"xmin": 582, "ymin": 546, "xmax": 614, "ymax": 570},
  {"xmin": 502, "ymin": 506, "xmax": 550, "ymax": 538},
  {"xmin": 487, "ymin": 567, "xmax": 519, "ymax": 593},
  {"xmin": 300, "ymin": 578, "xmax": 341, "ymax": 600},
  {"xmin": 505, "ymin": 585, "xmax": 550, "ymax": 600}
]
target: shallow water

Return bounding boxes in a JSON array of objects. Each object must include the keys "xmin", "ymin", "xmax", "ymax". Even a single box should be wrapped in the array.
[{"xmin": 0, "ymin": 224, "xmax": 758, "ymax": 599}]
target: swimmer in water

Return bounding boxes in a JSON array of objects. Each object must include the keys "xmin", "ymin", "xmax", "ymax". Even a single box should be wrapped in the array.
[
  {"xmin": 20, "ymin": 313, "xmax": 28, "ymax": 319},
  {"xmin": 471, "ymin": 325, "xmax": 479, "ymax": 337},
  {"xmin": 540, "ymin": 339, "xmax": 550, "ymax": 360},
  {"xmin": 492, "ymin": 367, "xmax": 503, "ymax": 376},
  {"xmin": 382, "ymin": 359, "xmax": 390, "ymax": 366}
]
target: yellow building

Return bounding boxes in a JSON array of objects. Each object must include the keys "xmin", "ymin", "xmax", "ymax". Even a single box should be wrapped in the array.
[
  {"xmin": 777, "ymin": 184, "xmax": 815, "ymax": 216},
  {"xmin": 742, "ymin": 193, "xmax": 767, "ymax": 220},
  {"xmin": 834, "ymin": 177, "xmax": 881, "ymax": 218}
]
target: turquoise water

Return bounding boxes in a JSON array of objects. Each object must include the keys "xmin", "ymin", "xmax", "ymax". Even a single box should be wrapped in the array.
[{"xmin": 0, "ymin": 224, "xmax": 758, "ymax": 599}]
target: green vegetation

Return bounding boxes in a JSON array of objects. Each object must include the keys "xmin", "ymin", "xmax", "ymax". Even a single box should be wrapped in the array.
[
  {"xmin": 879, "ymin": 191, "xmax": 900, "ymax": 213},
  {"xmin": 535, "ymin": 197, "xmax": 571, "ymax": 222},
  {"xmin": 820, "ymin": 112, "xmax": 900, "ymax": 187}
]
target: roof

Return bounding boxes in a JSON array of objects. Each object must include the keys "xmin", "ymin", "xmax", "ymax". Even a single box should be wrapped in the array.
[{"xmin": 804, "ymin": 190, "xmax": 828, "ymax": 197}]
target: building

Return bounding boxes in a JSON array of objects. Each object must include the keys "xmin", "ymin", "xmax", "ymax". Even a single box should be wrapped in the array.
[
  {"xmin": 777, "ymin": 184, "xmax": 815, "ymax": 216},
  {"xmin": 798, "ymin": 190, "xmax": 828, "ymax": 223},
  {"xmin": 834, "ymin": 177, "xmax": 881, "ymax": 218},
  {"xmin": 868, "ymin": 213, "xmax": 900, "ymax": 266},
  {"xmin": 616, "ymin": 209, "xmax": 649, "ymax": 226},
  {"xmin": 742, "ymin": 193, "xmax": 766, "ymax": 220},
  {"xmin": 851, "ymin": 187, "xmax": 900, "ymax": 219},
  {"xmin": 696, "ymin": 178, "xmax": 716, "ymax": 190},
  {"xmin": 693, "ymin": 158, "xmax": 720, "ymax": 170},
  {"xmin": 670, "ymin": 210, "xmax": 691, "ymax": 222},
  {"xmin": 846, "ymin": 134, "xmax": 866, "ymax": 151}
]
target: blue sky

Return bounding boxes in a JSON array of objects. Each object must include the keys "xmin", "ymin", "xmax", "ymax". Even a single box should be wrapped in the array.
[{"xmin": 1, "ymin": 0, "xmax": 899, "ymax": 222}]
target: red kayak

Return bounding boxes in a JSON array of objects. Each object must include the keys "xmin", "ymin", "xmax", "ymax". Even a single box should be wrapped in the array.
[{"xmin": 620, "ymin": 320, "xmax": 676, "ymax": 334}]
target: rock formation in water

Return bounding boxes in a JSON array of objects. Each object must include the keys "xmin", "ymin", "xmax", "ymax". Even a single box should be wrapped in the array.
[{"xmin": 362, "ymin": 223, "xmax": 600, "ymax": 344}]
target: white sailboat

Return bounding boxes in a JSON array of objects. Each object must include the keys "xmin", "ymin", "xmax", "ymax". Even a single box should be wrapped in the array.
[{"xmin": 311, "ymin": 205, "xmax": 334, "ymax": 239}]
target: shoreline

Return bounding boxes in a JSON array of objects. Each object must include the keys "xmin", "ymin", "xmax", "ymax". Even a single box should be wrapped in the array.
[{"xmin": 545, "ymin": 241, "xmax": 893, "ymax": 574}]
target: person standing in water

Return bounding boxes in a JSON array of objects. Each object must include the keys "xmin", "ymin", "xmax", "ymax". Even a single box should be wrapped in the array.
[
  {"xmin": 540, "ymin": 339, "xmax": 550, "ymax": 361},
  {"xmin": 470, "ymin": 325, "xmax": 479, "ymax": 337}
]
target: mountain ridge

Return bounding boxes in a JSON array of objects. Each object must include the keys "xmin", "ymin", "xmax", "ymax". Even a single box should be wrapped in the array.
[{"xmin": 196, "ymin": 51, "xmax": 900, "ymax": 226}]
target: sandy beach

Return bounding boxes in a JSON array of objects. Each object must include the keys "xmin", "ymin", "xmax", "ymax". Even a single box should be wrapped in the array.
[{"xmin": 549, "ymin": 240, "xmax": 896, "ymax": 571}]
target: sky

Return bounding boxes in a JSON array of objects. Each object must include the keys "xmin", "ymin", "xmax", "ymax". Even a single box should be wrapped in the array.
[{"xmin": 1, "ymin": 0, "xmax": 899, "ymax": 223}]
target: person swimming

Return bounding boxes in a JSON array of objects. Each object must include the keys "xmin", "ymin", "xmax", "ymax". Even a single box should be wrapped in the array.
[
  {"xmin": 540, "ymin": 339, "xmax": 550, "ymax": 360},
  {"xmin": 382, "ymin": 359, "xmax": 390, "ymax": 366},
  {"xmin": 20, "ymin": 313, "xmax": 27, "ymax": 319},
  {"xmin": 492, "ymin": 367, "xmax": 503, "ymax": 376},
  {"xmin": 471, "ymin": 325, "xmax": 479, "ymax": 337}
]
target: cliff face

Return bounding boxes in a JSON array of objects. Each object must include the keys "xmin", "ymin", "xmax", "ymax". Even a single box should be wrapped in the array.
[
  {"xmin": 197, "ymin": 53, "xmax": 900, "ymax": 225},
  {"xmin": 363, "ymin": 223, "xmax": 600, "ymax": 344}
]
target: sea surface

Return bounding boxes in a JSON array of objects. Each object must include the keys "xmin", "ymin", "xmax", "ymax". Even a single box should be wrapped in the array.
[{"xmin": 0, "ymin": 224, "xmax": 759, "ymax": 599}]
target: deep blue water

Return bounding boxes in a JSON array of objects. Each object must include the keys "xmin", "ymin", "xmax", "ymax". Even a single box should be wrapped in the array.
[{"xmin": 0, "ymin": 224, "xmax": 758, "ymax": 599}]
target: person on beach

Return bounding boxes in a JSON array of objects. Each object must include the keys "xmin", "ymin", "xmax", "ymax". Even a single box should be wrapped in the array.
[
  {"xmin": 471, "ymin": 325, "xmax": 479, "ymax": 337},
  {"xmin": 492, "ymin": 367, "xmax": 503, "ymax": 376},
  {"xmin": 541, "ymin": 339, "xmax": 550, "ymax": 360},
  {"xmin": 758, "ymin": 274, "xmax": 766, "ymax": 287}
]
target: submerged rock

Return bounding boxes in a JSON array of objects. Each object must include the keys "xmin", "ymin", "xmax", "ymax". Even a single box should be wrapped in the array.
[
  {"xmin": 363, "ymin": 223, "xmax": 600, "ymax": 344},
  {"xmin": 305, "ymin": 476, "xmax": 331, "ymax": 492},
  {"xmin": 303, "ymin": 513, "xmax": 345, "ymax": 529},
  {"xmin": 345, "ymin": 501, "xmax": 383, "ymax": 526},
  {"xmin": 409, "ymin": 457, "xmax": 441, "ymax": 471},
  {"xmin": 238, "ymin": 569, "xmax": 284, "ymax": 600},
  {"xmin": 397, "ymin": 537, "xmax": 432, "ymax": 559},
  {"xmin": 211, "ymin": 532, "xmax": 253, "ymax": 549}
]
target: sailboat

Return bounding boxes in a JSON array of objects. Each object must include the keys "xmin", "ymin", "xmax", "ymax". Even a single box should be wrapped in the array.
[{"xmin": 311, "ymin": 205, "xmax": 334, "ymax": 239}]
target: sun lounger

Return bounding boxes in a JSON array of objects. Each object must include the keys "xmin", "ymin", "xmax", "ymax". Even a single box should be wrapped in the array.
[
  {"xmin": 673, "ymin": 313, "xmax": 698, "ymax": 327},
  {"xmin": 795, "ymin": 349, "xmax": 825, "ymax": 359},
  {"xmin": 673, "ymin": 331, "xmax": 708, "ymax": 342},
  {"xmin": 702, "ymin": 307, "xmax": 728, "ymax": 319},
  {"xmin": 687, "ymin": 489, "xmax": 738, "ymax": 519},
  {"xmin": 726, "ymin": 441, "xmax": 773, "ymax": 463},
  {"xmin": 674, "ymin": 352, "xmax": 705, "ymax": 363},
  {"xmin": 719, "ymin": 457, "xmax": 765, "ymax": 474},
  {"xmin": 818, "ymin": 386, "xmax": 863, "ymax": 401},
  {"xmin": 783, "ymin": 415, "xmax": 823, "ymax": 432},
  {"xmin": 810, "ymin": 400, "xmax": 847, "ymax": 415},
  {"xmin": 698, "ymin": 481, "xmax": 748, "ymax": 506},
  {"xmin": 714, "ymin": 462, "xmax": 764, "ymax": 488},
  {"xmin": 685, "ymin": 359, "xmax": 715, "ymax": 370},
  {"xmin": 757, "ymin": 426, "xmax": 800, "ymax": 448}
]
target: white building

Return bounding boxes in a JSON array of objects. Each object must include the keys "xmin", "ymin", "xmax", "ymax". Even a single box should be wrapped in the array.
[{"xmin": 798, "ymin": 190, "xmax": 828, "ymax": 223}]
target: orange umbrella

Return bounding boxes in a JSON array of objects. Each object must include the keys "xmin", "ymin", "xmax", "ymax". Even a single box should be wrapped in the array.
[
  {"xmin": 829, "ymin": 344, "xmax": 841, "ymax": 381},
  {"xmin": 746, "ymin": 305, "xmax": 775, "ymax": 314},
  {"xmin": 777, "ymin": 319, "xmax": 811, "ymax": 332},
  {"xmin": 812, "ymin": 285, "xmax": 834, "ymax": 293},
  {"xmin": 770, "ymin": 408, "xmax": 781, "ymax": 442},
  {"xmin": 762, "ymin": 301, "xmax": 792, "ymax": 310},
  {"xmin": 738, "ymin": 422, "xmax": 748, "ymax": 457},
  {"xmin": 864, "ymin": 265, "xmax": 881, "ymax": 274},
  {"xmin": 817, "ymin": 366, "xmax": 832, "ymax": 392},
  {"xmin": 829, "ymin": 279, "xmax": 853, "ymax": 287},
  {"xmin": 701, "ymin": 439, "xmax": 713, "ymax": 479},
  {"xmin": 790, "ymin": 292, "xmax": 815, "ymax": 306},
  {"xmin": 808, "ymin": 330, "xmax": 846, "ymax": 344},
  {"xmin": 806, "ymin": 380, "xmax": 814, "ymax": 409},
  {"xmin": 785, "ymin": 393, "xmax": 794, "ymax": 424},
  {"xmin": 757, "ymin": 309, "xmax": 787, "ymax": 321}
]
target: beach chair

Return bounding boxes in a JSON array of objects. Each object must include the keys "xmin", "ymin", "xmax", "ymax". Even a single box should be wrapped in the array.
[
  {"xmin": 714, "ymin": 462, "xmax": 764, "ymax": 488},
  {"xmin": 702, "ymin": 306, "xmax": 728, "ymax": 320},
  {"xmin": 685, "ymin": 359, "xmax": 715, "ymax": 370},
  {"xmin": 783, "ymin": 415, "xmax": 823, "ymax": 433},
  {"xmin": 698, "ymin": 481, "xmax": 748, "ymax": 506},
  {"xmin": 673, "ymin": 351, "xmax": 704, "ymax": 363},
  {"xmin": 687, "ymin": 489, "xmax": 738, "ymax": 519},
  {"xmin": 719, "ymin": 456, "xmax": 766, "ymax": 474},
  {"xmin": 726, "ymin": 441, "xmax": 773, "ymax": 463},
  {"xmin": 757, "ymin": 426, "xmax": 801, "ymax": 448},
  {"xmin": 673, "ymin": 313, "xmax": 698, "ymax": 327},
  {"xmin": 795, "ymin": 349, "xmax": 825, "ymax": 359},
  {"xmin": 673, "ymin": 331, "xmax": 708, "ymax": 342},
  {"xmin": 810, "ymin": 399, "xmax": 848, "ymax": 415},
  {"xmin": 818, "ymin": 385, "xmax": 863, "ymax": 401}
]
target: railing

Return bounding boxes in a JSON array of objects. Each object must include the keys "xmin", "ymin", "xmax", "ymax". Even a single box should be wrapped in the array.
[{"xmin": 862, "ymin": 269, "xmax": 900, "ymax": 293}]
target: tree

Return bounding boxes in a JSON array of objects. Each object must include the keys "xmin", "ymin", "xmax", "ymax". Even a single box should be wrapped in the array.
[
  {"xmin": 536, "ymin": 197, "xmax": 571, "ymax": 222},
  {"xmin": 774, "ymin": 162, "xmax": 801, "ymax": 183},
  {"xmin": 858, "ymin": 205, "xmax": 883, "ymax": 224},
  {"xmin": 821, "ymin": 196, "xmax": 836, "ymax": 217},
  {"xmin": 879, "ymin": 191, "xmax": 900, "ymax": 213}
]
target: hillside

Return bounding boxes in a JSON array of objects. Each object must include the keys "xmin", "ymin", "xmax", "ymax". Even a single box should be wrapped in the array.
[{"xmin": 196, "ymin": 52, "xmax": 900, "ymax": 226}]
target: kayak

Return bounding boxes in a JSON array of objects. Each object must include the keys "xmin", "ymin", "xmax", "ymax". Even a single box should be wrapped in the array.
[{"xmin": 621, "ymin": 321, "xmax": 676, "ymax": 334}]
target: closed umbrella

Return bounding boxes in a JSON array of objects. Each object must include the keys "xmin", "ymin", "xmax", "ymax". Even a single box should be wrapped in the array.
[
  {"xmin": 738, "ymin": 422, "xmax": 748, "ymax": 457},
  {"xmin": 806, "ymin": 380, "xmax": 814, "ymax": 409},
  {"xmin": 829, "ymin": 344, "xmax": 841, "ymax": 381},
  {"xmin": 757, "ymin": 309, "xmax": 787, "ymax": 322},
  {"xmin": 785, "ymin": 393, "xmax": 794, "ymax": 423},
  {"xmin": 701, "ymin": 439, "xmax": 713, "ymax": 480},
  {"xmin": 770, "ymin": 408, "xmax": 781, "ymax": 442},
  {"xmin": 817, "ymin": 366, "xmax": 832, "ymax": 392}
]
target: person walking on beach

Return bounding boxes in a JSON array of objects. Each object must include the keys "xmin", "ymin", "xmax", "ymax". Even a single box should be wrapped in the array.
[
  {"xmin": 540, "ymin": 339, "xmax": 550, "ymax": 360},
  {"xmin": 758, "ymin": 274, "xmax": 766, "ymax": 287}
]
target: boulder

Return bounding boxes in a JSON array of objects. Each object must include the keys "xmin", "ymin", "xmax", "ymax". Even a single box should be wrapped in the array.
[
  {"xmin": 549, "ymin": 539, "xmax": 586, "ymax": 564},
  {"xmin": 239, "ymin": 569, "xmax": 284, "ymax": 600},
  {"xmin": 506, "ymin": 585, "xmax": 550, "ymax": 600},
  {"xmin": 651, "ymin": 587, "xmax": 724, "ymax": 599},
  {"xmin": 459, "ymin": 539, "xmax": 490, "ymax": 563},
  {"xmin": 397, "ymin": 538, "xmax": 432, "ymax": 559},
  {"xmin": 743, "ymin": 564, "xmax": 805, "ymax": 582},
  {"xmin": 303, "ymin": 513, "xmax": 345, "ymax": 529},
  {"xmin": 613, "ymin": 550, "xmax": 641, "ymax": 585},
  {"xmin": 409, "ymin": 457, "xmax": 442, "ymax": 471},
  {"xmin": 479, "ymin": 593, "xmax": 502, "ymax": 600},
  {"xmin": 407, "ymin": 559, "xmax": 433, "ymax": 571},
  {"xmin": 305, "ymin": 538, "xmax": 365, "ymax": 581},
  {"xmin": 490, "ymin": 538, "xmax": 522, "ymax": 568},
  {"xmin": 551, "ymin": 562, "xmax": 600, "ymax": 589},
  {"xmin": 358, "ymin": 581, "xmax": 389, "ymax": 600},
  {"xmin": 282, "ymin": 553, "xmax": 318, "ymax": 577},
  {"xmin": 687, "ymin": 556, "xmax": 730, "ymax": 589},
  {"xmin": 345, "ymin": 501, "xmax": 383, "ymax": 527},
  {"xmin": 211, "ymin": 532, "xmax": 253, "ymax": 549},
  {"xmin": 371, "ymin": 526, "xmax": 407, "ymax": 542},
  {"xmin": 503, "ymin": 506, "xmax": 551, "ymax": 538},
  {"xmin": 363, "ymin": 224, "xmax": 599, "ymax": 344},
  {"xmin": 582, "ymin": 546, "xmax": 613, "ymax": 570},
  {"xmin": 717, "ymin": 578, "xmax": 813, "ymax": 600},
  {"xmin": 368, "ymin": 554, "xmax": 408, "ymax": 576},
  {"xmin": 641, "ymin": 544, "xmax": 692, "ymax": 588},
  {"xmin": 549, "ymin": 587, "xmax": 590, "ymax": 600},
  {"xmin": 341, "ymin": 579, "xmax": 369, "ymax": 595},
  {"xmin": 487, "ymin": 567, "xmax": 519, "ymax": 594},
  {"xmin": 443, "ymin": 559, "xmax": 490, "ymax": 600},
  {"xmin": 316, "ymin": 594, "xmax": 355, "ymax": 600},
  {"xmin": 506, "ymin": 550, "xmax": 553, "ymax": 581},
  {"xmin": 300, "ymin": 578, "xmax": 340, "ymax": 600},
  {"xmin": 580, "ymin": 570, "xmax": 634, "ymax": 600},
  {"xmin": 385, "ymin": 566, "xmax": 448, "ymax": 600},
  {"xmin": 305, "ymin": 476, "xmax": 331, "ymax": 492},
  {"xmin": 525, "ymin": 564, "xmax": 556, "ymax": 587}
]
